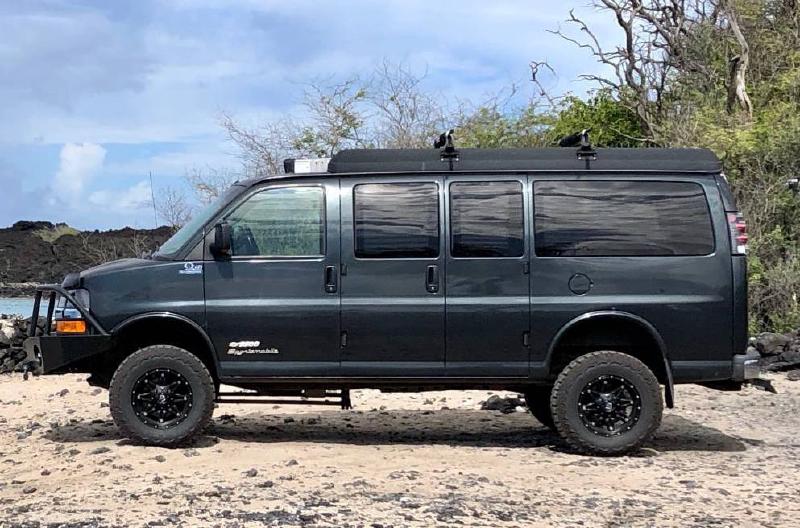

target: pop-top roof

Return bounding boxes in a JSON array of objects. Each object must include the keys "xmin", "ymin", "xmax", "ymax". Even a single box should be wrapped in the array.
[{"xmin": 326, "ymin": 147, "xmax": 722, "ymax": 174}]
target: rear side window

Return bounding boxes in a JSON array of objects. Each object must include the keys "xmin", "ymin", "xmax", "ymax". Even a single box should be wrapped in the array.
[
  {"xmin": 534, "ymin": 181, "xmax": 714, "ymax": 257},
  {"xmin": 227, "ymin": 186, "xmax": 325, "ymax": 257},
  {"xmin": 450, "ymin": 181, "xmax": 524, "ymax": 257},
  {"xmin": 354, "ymin": 182, "xmax": 439, "ymax": 258}
]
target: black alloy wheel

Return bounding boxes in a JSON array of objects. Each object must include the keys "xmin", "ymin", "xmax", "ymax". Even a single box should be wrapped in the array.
[
  {"xmin": 576, "ymin": 375, "xmax": 642, "ymax": 437},
  {"xmin": 131, "ymin": 368, "xmax": 194, "ymax": 430}
]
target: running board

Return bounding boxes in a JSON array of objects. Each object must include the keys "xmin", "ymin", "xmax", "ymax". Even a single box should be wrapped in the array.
[{"xmin": 216, "ymin": 389, "xmax": 352, "ymax": 410}]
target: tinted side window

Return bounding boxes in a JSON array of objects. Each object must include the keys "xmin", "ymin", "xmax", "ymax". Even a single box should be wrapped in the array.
[
  {"xmin": 354, "ymin": 183, "xmax": 439, "ymax": 258},
  {"xmin": 227, "ymin": 186, "xmax": 325, "ymax": 257},
  {"xmin": 450, "ymin": 181, "xmax": 524, "ymax": 258},
  {"xmin": 534, "ymin": 181, "xmax": 714, "ymax": 257}
]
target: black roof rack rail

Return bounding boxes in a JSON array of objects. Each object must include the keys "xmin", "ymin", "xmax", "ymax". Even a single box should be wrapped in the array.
[{"xmin": 326, "ymin": 147, "xmax": 721, "ymax": 174}]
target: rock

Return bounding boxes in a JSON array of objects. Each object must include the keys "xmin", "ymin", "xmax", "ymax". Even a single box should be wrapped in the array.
[
  {"xmin": 154, "ymin": 455, "xmax": 166, "ymax": 463},
  {"xmin": 759, "ymin": 334, "xmax": 800, "ymax": 372},
  {"xmin": 0, "ymin": 320, "xmax": 16, "ymax": 346},
  {"xmin": 56, "ymin": 389, "xmax": 70, "ymax": 397},
  {"xmin": 754, "ymin": 332, "xmax": 791, "ymax": 356},
  {"xmin": 90, "ymin": 447, "xmax": 111, "ymax": 455},
  {"xmin": 286, "ymin": 459, "xmax": 299, "ymax": 466},
  {"xmin": 22, "ymin": 486, "xmax": 37, "ymax": 494},
  {"xmin": 480, "ymin": 395, "xmax": 523, "ymax": 414},
  {"xmin": 787, "ymin": 370, "xmax": 800, "ymax": 381},
  {"xmin": 243, "ymin": 468, "xmax": 258, "ymax": 477}
]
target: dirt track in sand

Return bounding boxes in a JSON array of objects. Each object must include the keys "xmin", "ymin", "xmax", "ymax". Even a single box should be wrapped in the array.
[{"xmin": 0, "ymin": 373, "xmax": 799, "ymax": 527}]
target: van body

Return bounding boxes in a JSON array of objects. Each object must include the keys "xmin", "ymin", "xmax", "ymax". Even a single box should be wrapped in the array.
[{"xmin": 23, "ymin": 148, "xmax": 759, "ymax": 454}]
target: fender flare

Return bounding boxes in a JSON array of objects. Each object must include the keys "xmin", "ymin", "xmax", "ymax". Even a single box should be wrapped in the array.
[
  {"xmin": 110, "ymin": 312, "xmax": 218, "ymax": 370},
  {"xmin": 547, "ymin": 310, "xmax": 674, "ymax": 408}
]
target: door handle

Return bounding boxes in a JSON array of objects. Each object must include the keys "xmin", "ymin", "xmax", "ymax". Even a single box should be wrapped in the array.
[
  {"xmin": 324, "ymin": 265, "xmax": 338, "ymax": 293},
  {"xmin": 426, "ymin": 265, "xmax": 439, "ymax": 293}
]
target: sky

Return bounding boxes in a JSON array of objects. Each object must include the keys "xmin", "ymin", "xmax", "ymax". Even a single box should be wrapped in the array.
[{"xmin": 0, "ymin": 0, "xmax": 618, "ymax": 230}]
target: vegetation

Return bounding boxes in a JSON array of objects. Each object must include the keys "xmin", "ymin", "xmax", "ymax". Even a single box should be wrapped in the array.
[
  {"xmin": 158, "ymin": 1, "xmax": 800, "ymax": 333},
  {"xmin": 33, "ymin": 224, "xmax": 80, "ymax": 243}
]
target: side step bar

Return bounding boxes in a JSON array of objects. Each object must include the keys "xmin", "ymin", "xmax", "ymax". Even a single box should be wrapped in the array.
[{"xmin": 216, "ymin": 389, "xmax": 352, "ymax": 410}]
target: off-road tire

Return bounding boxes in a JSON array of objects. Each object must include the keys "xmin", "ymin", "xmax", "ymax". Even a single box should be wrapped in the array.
[
  {"xmin": 524, "ymin": 386, "xmax": 555, "ymax": 430},
  {"xmin": 550, "ymin": 351, "xmax": 662, "ymax": 456},
  {"xmin": 109, "ymin": 345, "xmax": 215, "ymax": 446}
]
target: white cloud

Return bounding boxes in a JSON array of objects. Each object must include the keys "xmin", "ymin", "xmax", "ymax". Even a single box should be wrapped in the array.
[
  {"xmin": 89, "ymin": 180, "xmax": 153, "ymax": 211},
  {"xmin": 53, "ymin": 142, "xmax": 106, "ymax": 197}
]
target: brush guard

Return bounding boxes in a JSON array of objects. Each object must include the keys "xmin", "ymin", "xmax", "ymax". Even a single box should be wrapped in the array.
[{"xmin": 21, "ymin": 284, "xmax": 111, "ymax": 377}]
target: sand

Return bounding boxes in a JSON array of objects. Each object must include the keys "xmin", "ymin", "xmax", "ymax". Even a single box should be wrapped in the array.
[{"xmin": 0, "ymin": 373, "xmax": 798, "ymax": 527}]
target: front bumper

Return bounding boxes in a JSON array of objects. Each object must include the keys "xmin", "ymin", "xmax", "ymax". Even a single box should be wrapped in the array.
[
  {"xmin": 24, "ymin": 284, "xmax": 111, "ymax": 375},
  {"xmin": 23, "ymin": 334, "xmax": 113, "ymax": 374},
  {"xmin": 732, "ymin": 350, "xmax": 761, "ymax": 381}
]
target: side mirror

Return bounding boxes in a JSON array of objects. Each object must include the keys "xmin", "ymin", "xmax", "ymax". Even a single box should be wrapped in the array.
[{"xmin": 210, "ymin": 222, "xmax": 232, "ymax": 258}]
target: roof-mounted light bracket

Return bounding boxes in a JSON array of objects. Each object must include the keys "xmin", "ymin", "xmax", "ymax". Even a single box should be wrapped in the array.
[
  {"xmin": 434, "ymin": 129, "xmax": 459, "ymax": 170},
  {"xmin": 559, "ymin": 128, "xmax": 597, "ymax": 169}
]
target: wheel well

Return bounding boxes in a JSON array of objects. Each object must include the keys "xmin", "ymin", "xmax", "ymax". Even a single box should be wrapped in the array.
[
  {"xmin": 548, "ymin": 316, "xmax": 668, "ymax": 385},
  {"xmin": 91, "ymin": 316, "xmax": 218, "ymax": 388}
]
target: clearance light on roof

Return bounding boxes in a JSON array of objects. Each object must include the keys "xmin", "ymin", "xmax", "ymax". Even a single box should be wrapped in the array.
[{"xmin": 283, "ymin": 158, "xmax": 331, "ymax": 174}]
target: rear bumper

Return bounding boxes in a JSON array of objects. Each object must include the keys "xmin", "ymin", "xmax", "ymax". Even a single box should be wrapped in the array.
[{"xmin": 732, "ymin": 350, "xmax": 761, "ymax": 381}]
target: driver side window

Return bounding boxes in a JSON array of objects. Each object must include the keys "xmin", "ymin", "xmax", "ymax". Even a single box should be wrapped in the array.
[{"xmin": 226, "ymin": 186, "xmax": 325, "ymax": 257}]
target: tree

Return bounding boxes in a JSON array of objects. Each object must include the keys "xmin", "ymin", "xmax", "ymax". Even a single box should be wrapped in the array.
[{"xmin": 155, "ymin": 186, "xmax": 192, "ymax": 231}]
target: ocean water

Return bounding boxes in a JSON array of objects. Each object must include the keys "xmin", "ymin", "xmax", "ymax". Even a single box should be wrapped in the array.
[{"xmin": 0, "ymin": 297, "xmax": 34, "ymax": 316}]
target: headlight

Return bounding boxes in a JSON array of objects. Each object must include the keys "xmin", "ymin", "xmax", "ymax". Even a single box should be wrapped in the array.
[
  {"xmin": 57, "ymin": 288, "xmax": 90, "ymax": 320},
  {"xmin": 70, "ymin": 288, "xmax": 91, "ymax": 311}
]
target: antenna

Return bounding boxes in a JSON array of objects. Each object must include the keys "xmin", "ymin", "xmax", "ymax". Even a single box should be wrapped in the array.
[
  {"xmin": 434, "ymin": 129, "xmax": 459, "ymax": 171},
  {"xmin": 149, "ymin": 171, "xmax": 158, "ymax": 228}
]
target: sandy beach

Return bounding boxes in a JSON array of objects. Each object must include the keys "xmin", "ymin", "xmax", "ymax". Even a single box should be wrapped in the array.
[{"xmin": 0, "ymin": 373, "xmax": 798, "ymax": 527}]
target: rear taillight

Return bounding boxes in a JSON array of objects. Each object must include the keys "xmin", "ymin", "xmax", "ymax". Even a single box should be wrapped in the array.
[{"xmin": 727, "ymin": 212, "xmax": 748, "ymax": 255}]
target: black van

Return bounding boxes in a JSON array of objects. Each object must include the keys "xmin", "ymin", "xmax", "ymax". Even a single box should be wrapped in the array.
[{"xmin": 22, "ymin": 147, "xmax": 760, "ymax": 455}]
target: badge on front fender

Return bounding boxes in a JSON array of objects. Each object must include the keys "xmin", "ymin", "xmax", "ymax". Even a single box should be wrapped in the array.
[{"xmin": 179, "ymin": 262, "xmax": 203, "ymax": 275}]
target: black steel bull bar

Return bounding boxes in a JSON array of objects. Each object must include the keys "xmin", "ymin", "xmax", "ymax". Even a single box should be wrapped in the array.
[{"xmin": 28, "ymin": 284, "xmax": 108, "ymax": 337}]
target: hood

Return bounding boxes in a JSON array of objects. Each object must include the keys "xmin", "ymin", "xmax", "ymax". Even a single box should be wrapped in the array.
[{"xmin": 79, "ymin": 258, "xmax": 164, "ymax": 281}]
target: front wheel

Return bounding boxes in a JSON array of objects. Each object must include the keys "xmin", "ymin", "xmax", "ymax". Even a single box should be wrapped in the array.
[
  {"xmin": 109, "ymin": 345, "xmax": 215, "ymax": 446},
  {"xmin": 550, "ymin": 351, "xmax": 662, "ymax": 455}
]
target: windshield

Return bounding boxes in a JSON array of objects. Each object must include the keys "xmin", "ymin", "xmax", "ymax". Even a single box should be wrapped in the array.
[{"xmin": 154, "ymin": 186, "xmax": 243, "ymax": 259}]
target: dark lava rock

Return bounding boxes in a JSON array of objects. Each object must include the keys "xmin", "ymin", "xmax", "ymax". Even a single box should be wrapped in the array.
[
  {"xmin": 480, "ymin": 394, "xmax": 524, "ymax": 414},
  {"xmin": 754, "ymin": 333, "xmax": 792, "ymax": 356}
]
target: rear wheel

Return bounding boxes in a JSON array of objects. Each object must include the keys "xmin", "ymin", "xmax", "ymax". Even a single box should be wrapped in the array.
[
  {"xmin": 550, "ymin": 351, "xmax": 662, "ymax": 455},
  {"xmin": 523, "ymin": 386, "xmax": 555, "ymax": 430},
  {"xmin": 109, "ymin": 345, "xmax": 215, "ymax": 446}
]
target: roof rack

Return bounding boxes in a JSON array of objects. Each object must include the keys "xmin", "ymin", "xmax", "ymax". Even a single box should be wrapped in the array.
[{"xmin": 326, "ymin": 147, "xmax": 721, "ymax": 174}]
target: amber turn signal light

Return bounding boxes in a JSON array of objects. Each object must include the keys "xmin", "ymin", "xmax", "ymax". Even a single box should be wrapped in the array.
[{"xmin": 55, "ymin": 320, "xmax": 87, "ymax": 334}]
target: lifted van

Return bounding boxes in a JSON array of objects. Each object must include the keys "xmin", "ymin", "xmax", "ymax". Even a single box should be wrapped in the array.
[{"xmin": 23, "ymin": 146, "xmax": 759, "ymax": 455}]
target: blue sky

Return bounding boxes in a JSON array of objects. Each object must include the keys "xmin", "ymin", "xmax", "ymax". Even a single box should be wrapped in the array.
[{"xmin": 0, "ymin": 1, "xmax": 617, "ymax": 229}]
